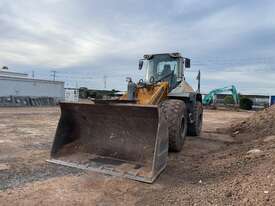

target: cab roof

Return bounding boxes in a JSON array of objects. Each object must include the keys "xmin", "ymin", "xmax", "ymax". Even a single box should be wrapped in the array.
[{"xmin": 144, "ymin": 53, "xmax": 183, "ymax": 59}]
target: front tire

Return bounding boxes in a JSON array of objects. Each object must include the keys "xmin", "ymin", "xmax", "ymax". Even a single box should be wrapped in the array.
[{"xmin": 160, "ymin": 99, "xmax": 187, "ymax": 152}]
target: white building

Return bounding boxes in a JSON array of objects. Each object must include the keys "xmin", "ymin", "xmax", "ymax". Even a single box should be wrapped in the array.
[
  {"xmin": 0, "ymin": 68, "xmax": 65, "ymax": 106},
  {"xmin": 0, "ymin": 69, "xmax": 28, "ymax": 78},
  {"xmin": 65, "ymin": 88, "xmax": 79, "ymax": 102}
]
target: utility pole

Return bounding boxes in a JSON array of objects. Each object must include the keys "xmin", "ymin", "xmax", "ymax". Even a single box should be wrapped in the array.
[
  {"xmin": 103, "ymin": 75, "xmax": 107, "ymax": 89},
  {"xmin": 51, "ymin": 70, "xmax": 57, "ymax": 81},
  {"xmin": 196, "ymin": 70, "xmax": 201, "ymax": 93},
  {"xmin": 32, "ymin": 71, "xmax": 35, "ymax": 79}
]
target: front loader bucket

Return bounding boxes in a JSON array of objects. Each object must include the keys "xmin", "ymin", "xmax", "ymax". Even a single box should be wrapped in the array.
[{"xmin": 48, "ymin": 102, "xmax": 168, "ymax": 183}]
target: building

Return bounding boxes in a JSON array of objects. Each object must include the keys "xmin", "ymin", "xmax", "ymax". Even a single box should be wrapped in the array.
[
  {"xmin": 210, "ymin": 93, "xmax": 270, "ymax": 109},
  {"xmin": 0, "ymin": 68, "xmax": 64, "ymax": 106},
  {"xmin": 270, "ymin": 96, "xmax": 275, "ymax": 106},
  {"xmin": 65, "ymin": 88, "xmax": 79, "ymax": 102},
  {"xmin": 0, "ymin": 69, "xmax": 28, "ymax": 78}
]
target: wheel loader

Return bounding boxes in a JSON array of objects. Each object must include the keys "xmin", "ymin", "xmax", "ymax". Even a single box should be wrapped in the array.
[{"xmin": 48, "ymin": 53, "xmax": 203, "ymax": 183}]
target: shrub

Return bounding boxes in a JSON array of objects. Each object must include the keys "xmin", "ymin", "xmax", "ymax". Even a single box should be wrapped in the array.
[
  {"xmin": 240, "ymin": 97, "xmax": 253, "ymax": 110},
  {"xmin": 79, "ymin": 87, "xmax": 88, "ymax": 98},
  {"xmin": 224, "ymin": 95, "xmax": 235, "ymax": 105}
]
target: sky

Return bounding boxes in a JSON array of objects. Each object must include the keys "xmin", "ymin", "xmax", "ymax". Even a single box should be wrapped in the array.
[{"xmin": 0, "ymin": 0, "xmax": 275, "ymax": 94}]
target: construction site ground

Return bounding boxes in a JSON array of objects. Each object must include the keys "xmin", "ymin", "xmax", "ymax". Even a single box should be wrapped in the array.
[{"xmin": 0, "ymin": 107, "xmax": 274, "ymax": 205}]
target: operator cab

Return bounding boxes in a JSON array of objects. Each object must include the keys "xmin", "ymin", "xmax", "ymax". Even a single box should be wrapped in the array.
[{"xmin": 138, "ymin": 53, "xmax": 190, "ymax": 90}]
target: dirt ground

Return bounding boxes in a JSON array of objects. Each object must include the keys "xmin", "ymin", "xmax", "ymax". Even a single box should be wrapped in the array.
[{"xmin": 0, "ymin": 107, "xmax": 274, "ymax": 205}]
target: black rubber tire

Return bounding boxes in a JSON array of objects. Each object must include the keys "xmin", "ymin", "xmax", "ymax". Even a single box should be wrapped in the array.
[
  {"xmin": 160, "ymin": 99, "xmax": 187, "ymax": 152},
  {"xmin": 187, "ymin": 101, "xmax": 203, "ymax": 136}
]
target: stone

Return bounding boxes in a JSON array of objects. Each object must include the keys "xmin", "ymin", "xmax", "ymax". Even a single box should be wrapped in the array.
[
  {"xmin": 263, "ymin": 135, "xmax": 275, "ymax": 142},
  {"xmin": 0, "ymin": 163, "xmax": 10, "ymax": 170}
]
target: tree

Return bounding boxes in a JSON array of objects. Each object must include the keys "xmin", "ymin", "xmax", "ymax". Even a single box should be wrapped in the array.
[
  {"xmin": 79, "ymin": 87, "xmax": 88, "ymax": 99},
  {"xmin": 224, "ymin": 95, "xmax": 235, "ymax": 105},
  {"xmin": 240, "ymin": 97, "xmax": 253, "ymax": 110}
]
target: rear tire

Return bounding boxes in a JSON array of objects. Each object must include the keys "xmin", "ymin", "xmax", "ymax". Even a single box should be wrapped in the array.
[
  {"xmin": 160, "ymin": 99, "xmax": 187, "ymax": 152},
  {"xmin": 187, "ymin": 102, "xmax": 203, "ymax": 136}
]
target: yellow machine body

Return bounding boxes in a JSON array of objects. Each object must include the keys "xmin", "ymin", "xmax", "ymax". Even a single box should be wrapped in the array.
[{"xmin": 120, "ymin": 82, "xmax": 169, "ymax": 105}]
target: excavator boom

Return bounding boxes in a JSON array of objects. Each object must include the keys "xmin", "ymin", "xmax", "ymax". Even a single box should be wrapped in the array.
[{"xmin": 202, "ymin": 85, "xmax": 239, "ymax": 105}]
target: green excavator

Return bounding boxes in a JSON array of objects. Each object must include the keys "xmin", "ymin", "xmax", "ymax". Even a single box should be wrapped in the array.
[{"xmin": 202, "ymin": 85, "xmax": 239, "ymax": 105}]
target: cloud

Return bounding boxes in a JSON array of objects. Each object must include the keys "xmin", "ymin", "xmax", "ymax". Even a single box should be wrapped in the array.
[{"xmin": 0, "ymin": 0, "xmax": 275, "ymax": 92}]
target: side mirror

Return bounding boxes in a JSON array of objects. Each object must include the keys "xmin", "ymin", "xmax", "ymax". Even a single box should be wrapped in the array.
[
  {"xmin": 185, "ymin": 58, "xmax": 191, "ymax": 68},
  {"xmin": 138, "ymin": 60, "xmax": 143, "ymax": 70}
]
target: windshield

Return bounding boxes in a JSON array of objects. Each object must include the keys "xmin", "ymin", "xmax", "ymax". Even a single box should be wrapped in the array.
[{"xmin": 143, "ymin": 55, "xmax": 180, "ymax": 83}]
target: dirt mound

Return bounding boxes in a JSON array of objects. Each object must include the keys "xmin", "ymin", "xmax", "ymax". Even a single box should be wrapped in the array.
[{"xmin": 231, "ymin": 105, "xmax": 275, "ymax": 139}]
